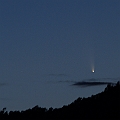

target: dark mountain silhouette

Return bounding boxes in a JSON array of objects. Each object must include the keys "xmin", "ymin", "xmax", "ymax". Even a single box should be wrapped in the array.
[{"xmin": 0, "ymin": 81, "xmax": 120, "ymax": 119}]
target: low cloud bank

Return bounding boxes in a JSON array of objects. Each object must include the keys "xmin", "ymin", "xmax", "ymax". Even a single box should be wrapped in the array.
[{"xmin": 72, "ymin": 81, "xmax": 115, "ymax": 87}]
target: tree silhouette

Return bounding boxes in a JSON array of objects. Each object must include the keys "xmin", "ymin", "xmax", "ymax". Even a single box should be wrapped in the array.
[{"xmin": 0, "ymin": 81, "xmax": 120, "ymax": 119}]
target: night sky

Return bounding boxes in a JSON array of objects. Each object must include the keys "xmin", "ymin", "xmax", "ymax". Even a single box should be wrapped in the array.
[{"xmin": 0, "ymin": 0, "xmax": 120, "ymax": 111}]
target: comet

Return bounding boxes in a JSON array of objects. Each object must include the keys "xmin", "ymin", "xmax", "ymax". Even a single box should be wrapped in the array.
[
  {"xmin": 92, "ymin": 69, "xmax": 95, "ymax": 73},
  {"xmin": 89, "ymin": 47, "xmax": 95, "ymax": 73},
  {"xmin": 91, "ymin": 64, "xmax": 95, "ymax": 73}
]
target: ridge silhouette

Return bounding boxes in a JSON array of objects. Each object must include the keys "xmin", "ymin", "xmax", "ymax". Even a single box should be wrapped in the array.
[{"xmin": 0, "ymin": 81, "xmax": 120, "ymax": 119}]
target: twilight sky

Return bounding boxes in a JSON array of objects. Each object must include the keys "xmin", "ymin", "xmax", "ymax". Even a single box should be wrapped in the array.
[{"xmin": 0, "ymin": 0, "xmax": 120, "ymax": 111}]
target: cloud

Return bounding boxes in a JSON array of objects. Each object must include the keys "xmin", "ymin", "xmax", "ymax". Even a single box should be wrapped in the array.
[
  {"xmin": 56, "ymin": 77, "xmax": 119, "ymax": 87},
  {"xmin": 0, "ymin": 83, "xmax": 6, "ymax": 86},
  {"xmin": 47, "ymin": 73, "xmax": 68, "ymax": 77},
  {"xmin": 0, "ymin": 83, "xmax": 7, "ymax": 87},
  {"xmin": 72, "ymin": 77, "xmax": 120, "ymax": 87},
  {"xmin": 0, "ymin": 97, "xmax": 9, "ymax": 101},
  {"xmin": 72, "ymin": 81, "xmax": 115, "ymax": 87},
  {"xmin": 85, "ymin": 77, "xmax": 120, "ymax": 82},
  {"xmin": 58, "ymin": 80, "xmax": 75, "ymax": 83},
  {"xmin": 46, "ymin": 76, "xmax": 119, "ymax": 87}
]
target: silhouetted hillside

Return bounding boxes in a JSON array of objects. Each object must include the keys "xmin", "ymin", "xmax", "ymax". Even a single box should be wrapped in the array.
[{"xmin": 0, "ymin": 81, "xmax": 120, "ymax": 119}]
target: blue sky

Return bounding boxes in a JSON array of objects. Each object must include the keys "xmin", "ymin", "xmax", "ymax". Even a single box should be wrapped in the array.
[{"xmin": 0, "ymin": 0, "xmax": 120, "ymax": 111}]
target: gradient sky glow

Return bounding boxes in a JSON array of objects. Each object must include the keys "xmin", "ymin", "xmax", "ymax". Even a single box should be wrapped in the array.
[{"xmin": 0, "ymin": 0, "xmax": 120, "ymax": 111}]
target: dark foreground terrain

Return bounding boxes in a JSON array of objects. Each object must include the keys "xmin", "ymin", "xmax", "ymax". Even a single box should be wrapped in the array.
[{"xmin": 0, "ymin": 82, "xmax": 120, "ymax": 119}]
